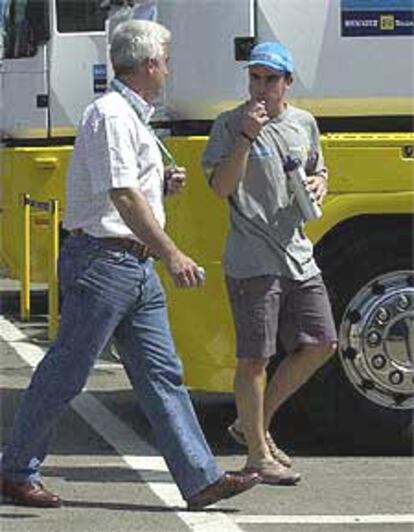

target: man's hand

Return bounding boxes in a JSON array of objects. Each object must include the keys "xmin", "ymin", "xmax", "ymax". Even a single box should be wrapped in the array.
[
  {"xmin": 164, "ymin": 166, "xmax": 186, "ymax": 196},
  {"xmin": 110, "ymin": 188, "xmax": 204, "ymax": 289},
  {"xmin": 306, "ymin": 174, "xmax": 328, "ymax": 204},
  {"xmin": 163, "ymin": 249, "xmax": 204, "ymax": 288},
  {"xmin": 241, "ymin": 100, "xmax": 269, "ymax": 141}
]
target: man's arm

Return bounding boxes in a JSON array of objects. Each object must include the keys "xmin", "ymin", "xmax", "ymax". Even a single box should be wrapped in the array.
[
  {"xmin": 110, "ymin": 187, "xmax": 201, "ymax": 288},
  {"xmin": 210, "ymin": 100, "xmax": 269, "ymax": 198},
  {"xmin": 305, "ymin": 115, "xmax": 329, "ymax": 205},
  {"xmin": 210, "ymin": 135, "xmax": 251, "ymax": 197}
]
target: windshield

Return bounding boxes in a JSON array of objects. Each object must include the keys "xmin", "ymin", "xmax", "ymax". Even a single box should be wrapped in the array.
[
  {"xmin": 0, "ymin": 0, "xmax": 6, "ymax": 58},
  {"xmin": 56, "ymin": 0, "xmax": 106, "ymax": 33},
  {"xmin": 3, "ymin": 0, "xmax": 49, "ymax": 58}
]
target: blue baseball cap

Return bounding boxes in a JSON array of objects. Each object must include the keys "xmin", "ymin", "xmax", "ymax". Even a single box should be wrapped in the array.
[{"xmin": 247, "ymin": 41, "xmax": 294, "ymax": 74}]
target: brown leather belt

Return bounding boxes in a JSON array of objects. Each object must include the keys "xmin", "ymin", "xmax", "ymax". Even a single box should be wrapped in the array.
[{"xmin": 71, "ymin": 229, "xmax": 153, "ymax": 260}]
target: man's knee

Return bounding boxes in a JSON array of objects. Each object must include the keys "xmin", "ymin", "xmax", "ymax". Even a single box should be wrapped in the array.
[
  {"xmin": 321, "ymin": 341, "xmax": 338, "ymax": 359},
  {"xmin": 236, "ymin": 357, "xmax": 268, "ymax": 378},
  {"xmin": 297, "ymin": 341, "xmax": 337, "ymax": 360}
]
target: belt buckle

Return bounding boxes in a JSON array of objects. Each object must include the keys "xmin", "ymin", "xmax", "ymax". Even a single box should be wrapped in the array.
[
  {"xmin": 141, "ymin": 244, "xmax": 150, "ymax": 259},
  {"xmin": 131, "ymin": 241, "xmax": 149, "ymax": 259},
  {"xmin": 141, "ymin": 245, "xmax": 150, "ymax": 259}
]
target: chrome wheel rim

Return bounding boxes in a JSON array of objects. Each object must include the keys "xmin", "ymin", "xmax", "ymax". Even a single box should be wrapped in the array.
[{"xmin": 339, "ymin": 271, "xmax": 414, "ymax": 410}]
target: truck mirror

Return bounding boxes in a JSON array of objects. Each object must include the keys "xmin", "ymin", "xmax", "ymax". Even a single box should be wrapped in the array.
[
  {"xmin": 234, "ymin": 36, "xmax": 256, "ymax": 61},
  {"xmin": 29, "ymin": 0, "xmax": 50, "ymax": 46}
]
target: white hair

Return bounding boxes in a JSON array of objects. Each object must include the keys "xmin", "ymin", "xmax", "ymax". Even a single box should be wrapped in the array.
[{"xmin": 110, "ymin": 19, "xmax": 170, "ymax": 75}]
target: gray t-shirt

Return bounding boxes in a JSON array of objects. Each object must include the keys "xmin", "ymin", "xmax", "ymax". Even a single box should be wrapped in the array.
[{"xmin": 202, "ymin": 103, "xmax": 326, "ymax": 281}]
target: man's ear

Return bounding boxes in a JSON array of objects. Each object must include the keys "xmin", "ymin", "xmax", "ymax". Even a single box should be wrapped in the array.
[
  {"xmin": 285, "ymin": 74, "xmax": 294, "ymax": 88},
  {"xmin": 146, "ymin": 57, "xmax": 158, "ymax": 73}
]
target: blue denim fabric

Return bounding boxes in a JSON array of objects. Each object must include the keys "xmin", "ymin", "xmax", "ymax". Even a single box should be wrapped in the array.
[{"xmin": 1, "ymin": 234, "xmax": 222, "ymax": 499}]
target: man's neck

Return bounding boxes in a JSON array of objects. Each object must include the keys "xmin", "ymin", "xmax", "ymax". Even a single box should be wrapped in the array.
[
  {"xmin": 269, "ymin": 101, "xmax": 288, "ymax": 119},
  {"xmin": 117, "ymin": 74, "xmax": 153, "ymax": 103}
]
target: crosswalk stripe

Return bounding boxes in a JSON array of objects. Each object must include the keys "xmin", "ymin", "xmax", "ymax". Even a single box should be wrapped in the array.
[{"xmin": 235, "ymin": 514, "xmax": 414, "ymax": 524}]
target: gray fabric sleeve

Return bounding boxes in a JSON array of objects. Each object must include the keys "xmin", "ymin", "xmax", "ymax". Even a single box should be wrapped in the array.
[{"xmin": 201, "ymin": 113, "xmax": 233, "ymax": 183}]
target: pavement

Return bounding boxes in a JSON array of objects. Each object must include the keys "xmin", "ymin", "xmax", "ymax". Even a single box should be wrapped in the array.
[{"xmin": 1, "ymin": 282, "xmax": 414, "ymax": 532}]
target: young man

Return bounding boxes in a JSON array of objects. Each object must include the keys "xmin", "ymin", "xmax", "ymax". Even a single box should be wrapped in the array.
[
  {"xmin": 0, "ymin": 20, "xmax": 260, "ymax": 510},
  {"xmin": 202, "ymin": 41, "xmax": 338, "ymax": 484}
]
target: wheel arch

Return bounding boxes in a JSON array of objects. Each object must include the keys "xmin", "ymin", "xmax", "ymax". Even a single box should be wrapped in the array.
[{"xmin": 314, "ymin": 213, "xmax": 413, "ymax": 271}]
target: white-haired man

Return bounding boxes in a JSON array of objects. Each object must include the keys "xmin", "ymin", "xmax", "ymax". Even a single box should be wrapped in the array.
[{"xmin": 0, "ymin": 20, "xmax": 260, "ymax": 510}]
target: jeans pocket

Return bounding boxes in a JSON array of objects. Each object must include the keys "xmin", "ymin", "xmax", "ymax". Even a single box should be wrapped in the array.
[
  {"xmin": 76, "ymin": 250, "xmax": 140, "ymax": 310},
  {"xmin": 94, "ymin": 247, "xmax": 127, "ymax": 264},
  {"xmin": 59, "ymin": 241, "xmax": 93, "ymax": 295}
]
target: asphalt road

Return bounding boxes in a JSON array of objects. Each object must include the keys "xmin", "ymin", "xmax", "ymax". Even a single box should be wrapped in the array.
[{"xmin": 1, "ymin": 315, "xmax": 413, "ymax": 532}]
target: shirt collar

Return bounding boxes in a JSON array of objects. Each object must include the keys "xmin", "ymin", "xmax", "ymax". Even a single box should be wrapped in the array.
[{"xmin": 110, "ymin": 78, "xmax": 155, "ymax": 123}]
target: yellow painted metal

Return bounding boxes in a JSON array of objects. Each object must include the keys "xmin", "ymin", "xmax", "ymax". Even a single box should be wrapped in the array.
[
  {"xmin": 16, "ymin": 195, "xmax": 60, "ymax": 338},
  {"xmin": 161, "ymin": 137, "xmax": 233, "ymax": 390},
  {"xmin": 1, "ymin": 146, "xmax": 69, "ymax": 281},
  {"xmin": 321, "ymin": 133, "xmax": 414, "ymax": 194},
  {"xmin": 162, "ymin": 133, "xmax": 414, "ymax": 392},
  {"xmin": 289, "ymin": 97, "xmax": 414, "ymax": 118},
  {"xmin": 48, "ymin": 199, "xmax": 60, "ymax": 340},
  {"xmin": 20, "ymin": 193, "xmax": 31, "ymax": 321},
  {"xmin": 1, "ymin": 132, "xmax": 413, "ymax": 392},
  {"xmin": 306, "ymin": 191, "xmax": 414, "ymax": 244}
]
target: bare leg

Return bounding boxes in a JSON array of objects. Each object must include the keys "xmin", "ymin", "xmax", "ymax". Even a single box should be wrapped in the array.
[
  {"xmin": 234, "ymin": 358, "xmax": 273, "ymax": 464},
  {"xmin": 263, "ymin": 342, "xmax": 337, "ymax": 431},
  {"xmin": 233, "ymin": 358, "xmax": 303, "ymax": 484}
]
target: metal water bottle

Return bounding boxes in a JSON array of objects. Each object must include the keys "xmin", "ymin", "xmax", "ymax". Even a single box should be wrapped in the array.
[
  {"xmin": 197, "ymin": 266, "xmax": 206, "ymax": 284},
  {"xmin": 284, "ymin": 154, "xmax": 322, "ymax": 221}
]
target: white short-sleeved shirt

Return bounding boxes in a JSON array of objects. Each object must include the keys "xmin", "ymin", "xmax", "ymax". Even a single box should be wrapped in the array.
[{"xmin": 63, "ymin": 85, "xmax": 165, "ymax": 238}]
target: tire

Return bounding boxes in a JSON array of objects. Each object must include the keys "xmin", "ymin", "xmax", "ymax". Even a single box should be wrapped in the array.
[{"xmin": 291, "ymin": 226, "xmax": 413, "ymax": 453}]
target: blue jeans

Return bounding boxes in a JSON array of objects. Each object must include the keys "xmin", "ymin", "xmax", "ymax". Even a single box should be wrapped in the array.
[{"xmin": 1, "ymin": 234, "xmax": 222, "ymax": 499}]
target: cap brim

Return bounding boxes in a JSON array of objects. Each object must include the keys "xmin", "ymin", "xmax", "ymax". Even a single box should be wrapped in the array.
[{"xmin": 246, "ymin": 60, "xmax": 290, "ymax": 74}]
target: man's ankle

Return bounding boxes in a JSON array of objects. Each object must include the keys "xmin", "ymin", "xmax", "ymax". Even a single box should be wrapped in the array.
[{"xmin": 247, "ymin": 449, "xmax": 273, "ymax": 466}]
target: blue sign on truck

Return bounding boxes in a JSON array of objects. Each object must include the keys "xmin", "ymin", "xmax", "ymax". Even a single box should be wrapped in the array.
[{"xmin": 341, "ymin": 0, "xmax": 414, "ymax": 36}]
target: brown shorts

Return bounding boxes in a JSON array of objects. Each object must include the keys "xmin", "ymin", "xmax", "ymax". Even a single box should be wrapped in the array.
[{"xmin": 225, "ymin": 274, "xmax": 338, "ymax": 359}]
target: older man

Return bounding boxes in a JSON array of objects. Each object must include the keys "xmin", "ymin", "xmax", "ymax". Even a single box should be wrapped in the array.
[{"xmin": 0, "ymin": 20, "xmax": 259, "ymax": 510}]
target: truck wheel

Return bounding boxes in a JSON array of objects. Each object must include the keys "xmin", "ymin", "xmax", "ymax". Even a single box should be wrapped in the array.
[
  {"xmin": 339, "ymin": 270, "xmax": 413, "ymax": 412},
  {"xmin": 296, "ymin": 230, "xmax": 413, "ymax": 452}
]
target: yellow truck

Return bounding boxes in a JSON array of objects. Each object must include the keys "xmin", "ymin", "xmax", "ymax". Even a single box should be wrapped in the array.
[{"xmin": 1, "ymin": 0, "xmax": 413, "ymax": 449}]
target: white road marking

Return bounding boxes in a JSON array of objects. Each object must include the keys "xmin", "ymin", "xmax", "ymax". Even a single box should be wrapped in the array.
[
  {"xmin": 0, "ymin": 317, "xmax": 243, "ymax": 532},
  {"xmin": 94, "ymin": 362, "xmax": 122, "ymax": 369},
  {"xmin": 235, "ymin": 514, "xmax": 414, "ymax": 524}
]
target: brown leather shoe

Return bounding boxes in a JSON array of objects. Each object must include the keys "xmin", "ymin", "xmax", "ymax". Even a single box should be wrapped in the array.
[
  {"xmin": 0, "ymin": 477, "xmax": 62, "ymax": 507},
  {"xmin": 186, "ymin": 471, "xmax": 261, "ymax": 511}
]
